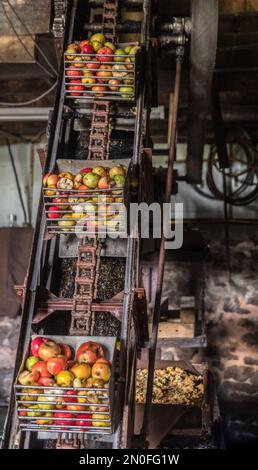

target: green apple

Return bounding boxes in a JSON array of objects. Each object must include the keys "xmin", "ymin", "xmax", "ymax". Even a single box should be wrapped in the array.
[
  {"xmin": 91, "ymin": 40, "xmax": 102, "ymax": 52},
  {"xmin": 83, "ymin": 172, "xmax": 100, "ymax": 189},
  {"xmin": 123, "ymin": 73, "xmax": 134, "ymax": 85},
  {"xmin": 90, "ymin": 33, "xmax": 106, "ymax": 44},
  {"xmin": 104, "ymin": 41, "xmax": 116, "ymax": 52},
  {"xmin": 128, "ymin": 45, "xmax": 140, "ymax": 62},
  {"xmin": 37, "ymin": 396, "xmax": 53, "ymax": 411},
  {"xmin": 114, "ymin": 175, "xmax": 125, "ymax": 186},
  {"xmin": 109, "ymin": 166, "xmax": 125, "ymax": 179},
  {"xmin": 92, "ymin": 165, "xmax": 107, "ymax": 177},
  {"xmin": 114, "ymin": 48, "xmax": 125, "ymax": 62},
  {"xmin": 25, "ymin": 356, "xmax": 39, "ymax": 371},
  {"xmin": 119, "ymin": 86, "xmax": 134, "ymax": 98},
  {"xmin": 124, "ymin": 45, "xmax": 132, "ymax": 54},
  {"xmin": 27, "ymin": 405, "xmax": 42, "ymax": 417}
]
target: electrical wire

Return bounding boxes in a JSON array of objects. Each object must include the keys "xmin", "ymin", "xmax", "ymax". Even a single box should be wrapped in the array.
[
  {"xmin": 0, "ymin": 1, "xmax": 56, "ymax": 79},
  {"xmin": 3, "ymin": 0, "xmax": 58, "ymax": 77},
  {"xmin": 6, "ymin": 139, "xmax": 28, "ymax": 225}
]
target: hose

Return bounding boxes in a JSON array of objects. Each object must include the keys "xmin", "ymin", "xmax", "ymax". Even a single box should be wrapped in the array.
[{"xmin": 194, "ymin": 130, "xmax": 258, "ymax": 206}]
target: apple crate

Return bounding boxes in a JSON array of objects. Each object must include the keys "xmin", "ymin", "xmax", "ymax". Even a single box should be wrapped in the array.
[
  {"xmin": 15, "ymin": 335, "xmax": 117, "ymax": 437},
  {"xmin": 64, "ymin": 42, "xmax": 141, "ymax": 103},
  {"xmin": 43, "ymin": 158, "xmax": 131, "ymax": 236}
]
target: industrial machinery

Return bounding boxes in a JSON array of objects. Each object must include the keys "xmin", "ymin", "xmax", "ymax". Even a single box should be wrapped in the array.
[{"xmin": 2, "ymin": 0, "xmax": 223, "ymax": 449}]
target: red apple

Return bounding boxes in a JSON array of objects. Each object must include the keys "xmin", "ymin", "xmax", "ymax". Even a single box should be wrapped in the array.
[
  {"xmin": 97, "ymin": 47, "xmax": 113, "ymax": 62},
  {"xmin": 64, "ymin": 389, "xmax": 78, "ymax": 404},
  {"xmin": 92, "ymin": 85, "xmax": 107, "ymax": 96},
  {"xmin": 80, "ymin": 167, "xmax": 92, "ymax": 174},
  {"xmin": 52, "ymin": 197, "xmax": 69, "ymax": 210},
  {"xmin": 86, "ymin": 61, "xmax": 100, "ymax": 70},
  {"xmin": 31, "ymin": 337, "xmax": 48, "ymax": 358},
  {"xmin": 95, "ymin": 357, "xmax": 111, "ymax": 365},
  {"xmin": 43, "ymin": 174, "xmax": 59, "ymax": 187},
  {"xmin": 79, "ymin": 40, "xmax": 90, "ymax": 49},
  {"xmin": 32, "ymin": 361, "xmax": 52, "ymax": 378},
  {"xmin": 67, "ymin": 67, "xmax": 82, "ymax": 78},
  {"xmin": 47, "ymin": 355, "xmax": 68, "ymax": 375},
  {"xmin": 76, "ymin": 341, "xmax": 105, "ymax": 365},
  {"xmin": 59, "ymin": 343, "xmax": 73, "ymax": 360},
  {"xmin": 47, "ymin": 205, "xmax": 60, "ymax": 219},
  {"xmin": 96, "ymin": 65, "xmax": 112, "ymax": 83},
  {"xmin": 54, "ymin": 412, "xmax": 73, "ymax": 427},
  {"xmin": 68, "ymin": 84, "xmax": 84, "ymax": 96},
  {"xmin": 81, "ymin": 44, "xmax": 94, "ymax": 55},
  {"xmin": 38, "ymin": 341, "xmax": 61, "ymax": 362},
  {"xmin": 75, "ymin": 413, "xmax": 92, "ymax": 428},
  {"xmin": 38, "ymin": 377, "xmax": 56, "ymax": 386}
]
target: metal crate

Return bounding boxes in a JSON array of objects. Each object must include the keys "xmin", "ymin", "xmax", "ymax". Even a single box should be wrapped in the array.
[
  {"xmin": 15, "ymin": 335, "xmax": 116, "ymax": 437},
  {"xmin": 64, "ymin": 42, "xmax": 141, "ymax": 103},
  {"xmin": 43, "ymin": 159, "xmax": 131, "ymax": 236}
]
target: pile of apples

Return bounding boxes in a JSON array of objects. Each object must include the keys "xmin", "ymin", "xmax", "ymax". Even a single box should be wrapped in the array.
[
  {"xmin": 65, "ymin": 33, "xmax": 139, "ymax": 98},
  {"xmin": 43, "ymin": 164, "xmax": 127, "ymax": 230},
  {"xmin": 17, "ymin": 338, "xmax": 112, "ymax": 429}
]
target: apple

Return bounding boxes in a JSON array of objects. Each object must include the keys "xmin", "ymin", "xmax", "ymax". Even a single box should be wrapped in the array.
[
  {"xmin": 43, "ymin": 173, "xmax": 58, "ymax": 187},
  {"xmin": 70, "ymin": 363, "xmax": 91, "ymax": 380},
  {"xmin": 92, "ymin": 413, "xmax": 111, "ymax": 427},
  {"xmin": 37, "ymin": 396, "xmax": 53, "ymax": 411},
  {"xmin": 18, "ymin": 370, "xmax": 39, "ymax": 385},
  {"xmin": 47, "ymin": 205, "xmax": 60, "ymax": 219},
  {"xmin": 80, "ymin": 167, "xmax": 92, "ymax": 174},
  {"xmin": 57, "ymin": 177, "xmax": 74, "ymax": 190},
  {"xmin": 76, "ymin": 341, "xmax": 105, "ymax": 365},
  {"xmin": 128, "ymin": 45, "xmax": 140, "ymax": 61},
  {"xmin": 59, "ymin": 343, "xmax": 73, "ymax": 360},
  {"xmin": 108, "ymin": 78, "xmax": 121, "ymax": 91},
  {"xmin": 90, "ymin": 33, "xmax": 106, "ymax": 44},
  {"xmin": 119, "ymin": 85, "xmax": 134, "ymax": 98},
  {"xmin": 81, "ymin": 76, "xmax": 96, "ymax": 86},
  {"xmin": 47, "ymin": 355, "xmax": 68, "ymax": 375},
  {"xmin": 54, "ymin": 411, "xmax": 73, "ymax": 426},
  {"xmin": 112, "ymin": 64, "xmax": 127, "ymax": 79},
  {"xmin": 56, "ymin": 370, "xmax": 74, "ymax": 387},
  {"xmin": 72, "ymin": 56, "xmax": 85, "ymax": 68},
  {"xmin": 18, "ymin": 410, "xmax": 27, "ymax": 417},
  {"xmin": 66, "ymin": 403, "xmax": 87, "ymax": 411},
  {"xmin": 97, "ymin": 47, "xmax": 113, "ymax": 62},
  {"xmin": 91, "ymin": 362, "xmax": 111, "ymax": 382},
  {"xmin": 32, "ymin": 361, "xmax": 52, "ymax": 378},
  {"xmin": 85, "ymin": 377, "xmax": 105, "ymax": 388},
  {"xmin": 65, "ymin": 43, "xmax": 80, "ymax": 60},
  {"xmin": 114, "ymin": 175, "xmax": 125, "ymax": 186},
  {"xmin": 25, "ymin": 356, "xmax": 39, "ymax": 371},
  {"xmin": 95, "ymin": 357, "xmax": 111, "ymax": 365},
  {"xmin": 67, "ymin": 67, "xmax": 82, "ymax": 78},
  {"xmin": 59, "ymin": 172, "xmax": 74, "ymax": 180},
  {"xmin": 38, "ymin": 341, "xmax": 61, "ymax": 361},
  {"xmin": 83, "ymin": 172, "xmax": 99, "ymax": 189},
  {"xmin": 98, "ymin": 176, "xmax": 111, "ymax": 189},
  {"xmin": 80, "ymin": 40, "xmax": 90, "ymax": 48},
  {"xmin": 75, "ymin": 413, "xmax": 92, "ymax": 428},
  {"xmin": 104, "ymin": 41, "xmax": 116, "ymax": 52},
  {"xmin": 96, "ymin": 65, "xmax": 112, "ymax": 83},
  {"xmin": 125, "ymin": 56, "xmax": 134, "ymax": 70},
  {"xmin": 92, "ymin": 165, "xmax": 106, "ymax": 177},
  {"xmin": 109, "ymin": 166, "xmax": 125, "ymax": 179},
  {"xmin": 72, "ymin": 204, "xmax": 86, "ymax": 219},
  {"xmin": 27, "ymin": 405, "xmax": 42, "ymax": 417},
  {"xmin": 36, "ymin": 412, "xmax": 53, "ymax": 425},
  {"xmin": 86, "ymin": 60, "xmax": 100, "ymax": 70},
  {"xmin": 114, "ymin": 48, "xmax": 125, "ymax": 62},
  {"xmin": 92, "ymin": 85, "xmax": 107, "ymax": 96},
  {"xmin": 123, "ymin": 73, "xmax": 134, "ymax": 85},
  {"xmin": 58, "ymin": 215, "xmax": 76, "ymax": 228},
  {"xmin": 52, "ymin": 197, "xmax": 69, "ymax": 210},
  {"xmin": 64, "ymin": 389, "xmax": 78, "ymax": 404},
  {"xmin": 68, "ymin": 84, "xmax": 84, "ymax": 96},
  {"xmin": 91, "ymin": 40, "xmax": 102, "ymax": 52},
  {"xmin": 44, "ymin": 186, "xmax": 56, "ymax": 196},
  {"xmin": 81, "ymin": 43, "xmax": 94, "ymax": 57},
  {"xmin": 38, "ymin": 377, "xmax": 56, "ymax": 386}
]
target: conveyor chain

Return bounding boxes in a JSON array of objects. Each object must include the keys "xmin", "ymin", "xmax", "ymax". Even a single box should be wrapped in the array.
[
  {"xmin": 102, "ymin": 0, "xmax": 119, "ymax": 42},
  {"xmin": 88, "ymin": 101, "xmax": 111, "ymax": 160}
]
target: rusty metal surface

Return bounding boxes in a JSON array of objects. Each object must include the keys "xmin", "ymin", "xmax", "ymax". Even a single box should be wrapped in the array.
[
  {"xmin": 0, "ymin": 1, "xmax": 51, "ymax": 36},
  {"xmin": 102, "ymin": 0, "xmax": 119, "ymax": 42}
]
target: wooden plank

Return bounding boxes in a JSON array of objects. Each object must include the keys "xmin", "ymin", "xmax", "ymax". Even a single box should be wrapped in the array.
[
  {"xmin": 220, "ymin": 1, "xmax": 258, "ymax": 15},
  {"xmin": 148, "ymin": 321, "xmax": 195, "ymax": 339}
]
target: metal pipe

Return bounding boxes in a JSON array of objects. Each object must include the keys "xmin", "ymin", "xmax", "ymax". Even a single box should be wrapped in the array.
[
  {"xmin": 140, "ymin": 48, "xmax": 183, "ymax": 443},
  {"xmin": 84, "ymin": 22, "xmax": 141, "ymax": 33}
]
